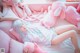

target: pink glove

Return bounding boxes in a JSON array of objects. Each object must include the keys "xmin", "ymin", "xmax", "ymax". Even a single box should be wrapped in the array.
[
  {"xmin": 23, "ymin": 42, "xmax": 47, "ymax": 53},
  {"xmin": 34, "ymin": 43, "xmax": 47, "ymax": 53},
  {"xmin": 23, "ymin": 42, "xmax": 35, "ymax": 53}
]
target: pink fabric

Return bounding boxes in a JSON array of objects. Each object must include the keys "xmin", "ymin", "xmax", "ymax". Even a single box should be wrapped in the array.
[
  {"xmin": 65, "ymin": 6, "xmax": 80, "ymax": 26},
  {"xmin": 41, "ymin": 1, "xmax": 66, "ymax": 29},
  {"xmin": 0, "ymin": 30, "xmax": 10, "ymax": 53},
  {"xmin": 34, "ymin": 43, "xmax": 47, "ymax": 53},
  {"xmin": 24, "ymin": 42, "xmax": 47, "ymax": 53},
  {"xmin": 77, "ymin": 3, "xmax": 80, "ymax": 14}
]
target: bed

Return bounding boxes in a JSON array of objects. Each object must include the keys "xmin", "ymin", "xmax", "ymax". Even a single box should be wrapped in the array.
[{"xmin": 0, "ymin": 1, "xmax": 80, "ymax": 53}]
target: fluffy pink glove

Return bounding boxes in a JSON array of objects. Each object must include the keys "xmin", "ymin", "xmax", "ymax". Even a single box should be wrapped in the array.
[
  {"xmin": 33, "ymin": 43, "xmax": 47, "ymax": 53},
  {"xmin": 23, "ymin": 42, "xmax": 47, "ymax": 53}
]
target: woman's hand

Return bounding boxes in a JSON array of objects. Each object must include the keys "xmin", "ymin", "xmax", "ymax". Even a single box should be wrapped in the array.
[{"xmin": 0, "ymin": 17, "xmax": 3, "ymax": 22}]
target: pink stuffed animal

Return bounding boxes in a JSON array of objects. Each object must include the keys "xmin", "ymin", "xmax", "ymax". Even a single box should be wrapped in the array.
[
  {"xmin": 65, "ymin": 6, "xmax": 80, "ymax": 28},
  {"xmin": 41, "ymin": 1, "xmax": 66, "ymax": 29},
  {"xmin": 23, "ymin": 42, "xmax": 47, "ymax": 53}
]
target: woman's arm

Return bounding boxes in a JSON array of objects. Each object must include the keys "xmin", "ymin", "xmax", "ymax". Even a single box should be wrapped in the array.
[{"xmin": 0, "ymin": 17, "xmax": 20, "ymax": 22}]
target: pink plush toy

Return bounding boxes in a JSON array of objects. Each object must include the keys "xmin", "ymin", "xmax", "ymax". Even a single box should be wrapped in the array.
[
  {"xmin": 41, "ymin": 1, "xmax": 66, "ymax": 29},
  {"xmin": 23, "ymin": 42, "xmax": 47, "ymax": 53},
  {"xmin": 65, "ymin": 6, "xmax": 80, "ymax": 28}
]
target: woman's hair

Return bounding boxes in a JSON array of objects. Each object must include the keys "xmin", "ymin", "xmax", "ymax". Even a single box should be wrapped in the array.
[{"xmin": 13, "ymin": 20, "xmax": 23, "ymax": 29}]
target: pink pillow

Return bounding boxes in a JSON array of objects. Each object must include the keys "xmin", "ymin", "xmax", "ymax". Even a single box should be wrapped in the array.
[
  {"xmin": 41, "ymin": 1, "xmax": 66, "ymax": 29},
  {"xmin": 0, "ymin": 30, "xmax": 10, "ymax": 53},
  {"xmin": 77, "ymin": 3, "xmax": 80, "ymax": 14},
  {"xmin": 10, "ymin": 39, "xmax": 23, "ymax": 53}
]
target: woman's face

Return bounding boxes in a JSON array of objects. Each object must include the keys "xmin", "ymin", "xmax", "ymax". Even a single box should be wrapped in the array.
[{"xmin": 20, "ymin": 25, "xmax": 27, "ymax": 32}]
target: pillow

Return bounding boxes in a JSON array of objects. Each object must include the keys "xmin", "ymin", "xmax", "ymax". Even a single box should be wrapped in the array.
[
  {"xmin": 0, "ymin": 30, "xmax": 10, "ymax": 53},
  {"xmin": 77, "ymin": 3, "xmax": 80, "ymax": 14},
  {"xmin": 10, "ymin": 39, "xmax": 23, "ymax": 53}
]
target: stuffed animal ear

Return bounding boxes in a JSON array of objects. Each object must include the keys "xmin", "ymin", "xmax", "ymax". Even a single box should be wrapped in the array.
[
  {"xmin": 48, "ymin": 6, "xmax": 51, "ymax": 12},
  {"xmin": 60, "ymin": 8, "xmax": 66, "ymax": 19},
  {"xmin": 53, "ymin": 7, "xmax": 62, "ymax": 16}
]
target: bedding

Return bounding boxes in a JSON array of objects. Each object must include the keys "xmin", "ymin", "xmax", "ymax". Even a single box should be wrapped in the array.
[{"xmin": 0, "ymin": 1, "xmax": 80, "ymax": 53}]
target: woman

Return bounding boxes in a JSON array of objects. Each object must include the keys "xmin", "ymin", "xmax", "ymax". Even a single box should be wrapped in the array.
[
  {"xmin": 8, "ymin": 0, "xmax": 80, "ymax": 53},
  {"xmin": 13, "ymin": 20, "xmax": 80, "ymax": 53},
  {"xmin": 0, "ymin": 0, "xmax": 80, "ymax": 53}
]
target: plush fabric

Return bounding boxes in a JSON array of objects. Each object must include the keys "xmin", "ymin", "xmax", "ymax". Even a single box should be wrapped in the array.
[
  {"xmin": 41, "ymin": 1, "xmax": 66, "ymax": 29},
  {"xmin": 24, "ymin": 42, "xmax": 35, "ymax": 53},
  {"xmin": 24, "ymin": 42, "xmax": 47, "ymax": 53},
  {"xmin": 65, "ymin": 6, "xmax": 80, "ymax": 26},
  {"xmin": 10, "ymin": 39, "xmax": 23, "ymax": 53},
  {"xmin": 0, "ymin": 30, "xmax": 10, "ymax": 53}
]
